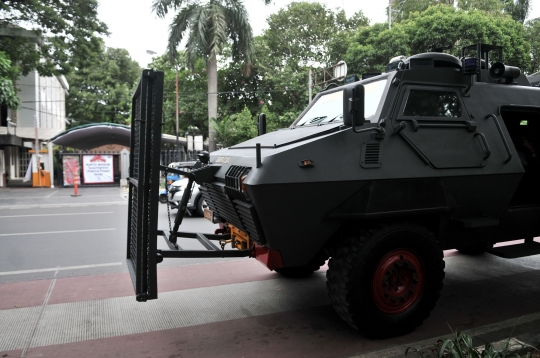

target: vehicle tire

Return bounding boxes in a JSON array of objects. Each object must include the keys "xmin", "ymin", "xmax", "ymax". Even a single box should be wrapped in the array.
[
  {"xmin": 326, "ymin": 222, "xmax": 445, "ymax": 338},
  {"xmin": 456, "ymin": 242, "xmax": 493, "ymax": 255},
  {"xmin": 274, "ymin": 250, "xmax": 328, "ymax": 278},
  {"xmin": 196, "ymin": 196, "xmax": 207, "ymax": 216},
  {"xmin": 159, "ymin": 194, "xmax": 168, "ymax": 204}
]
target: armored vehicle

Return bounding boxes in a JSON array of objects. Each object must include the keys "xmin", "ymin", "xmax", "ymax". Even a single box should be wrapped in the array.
[{"xmin": 127, "ymin": 44, "xmax": 540, "ymax": 338}]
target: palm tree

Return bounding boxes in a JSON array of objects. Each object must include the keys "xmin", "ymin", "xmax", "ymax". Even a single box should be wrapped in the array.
[{"xmin": 152, "ymin": 0, "xmax": 271, "ymax": 151}]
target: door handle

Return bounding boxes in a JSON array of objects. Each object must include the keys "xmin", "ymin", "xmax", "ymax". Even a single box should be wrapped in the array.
[
  {"xmin": 485, "ymin": 114, "xmax": 512, "ymax": 163},
  {"xmin": 475, "ymin": 132, "xmax": 491, "ymax": 160}
]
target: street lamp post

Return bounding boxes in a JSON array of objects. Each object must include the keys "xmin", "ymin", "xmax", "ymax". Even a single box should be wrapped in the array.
[
  {"xmin": 389, "ymin": 0, "xmax": 408, "ymax": 29},
  {"xmin": 175, "ymin": 64, "xmax": 179, "ymax": 162}
]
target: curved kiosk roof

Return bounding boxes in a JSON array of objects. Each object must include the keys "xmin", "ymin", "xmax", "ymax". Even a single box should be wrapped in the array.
[{"xmin": 50, "ymin": 123, "xmax": 184, "ymax": 150}]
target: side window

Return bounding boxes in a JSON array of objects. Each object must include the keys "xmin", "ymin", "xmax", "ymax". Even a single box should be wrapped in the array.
[
  {"xmin": 364, "ymin": 79, "xmax": 387, "ymax": 118},
  {"xmin": 402, "ymin": 89, "xmax": 462, "ymax": 118}
]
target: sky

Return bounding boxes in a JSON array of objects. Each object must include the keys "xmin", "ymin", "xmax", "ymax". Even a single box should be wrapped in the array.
[{"xmin": 97, "ymin": 0, "xmax": 540, "ymax": 68}]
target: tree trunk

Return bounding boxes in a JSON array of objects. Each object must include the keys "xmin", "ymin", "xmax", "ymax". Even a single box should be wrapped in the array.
[{"xmin": 207, "ymin": 56, "xmax": 218, "ymax": 152}]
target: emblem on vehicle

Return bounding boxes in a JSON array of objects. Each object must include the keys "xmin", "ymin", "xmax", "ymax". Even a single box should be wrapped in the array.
[{"xmin": 216, "ymin": 156, "xmax": 231, "ymax": 163}]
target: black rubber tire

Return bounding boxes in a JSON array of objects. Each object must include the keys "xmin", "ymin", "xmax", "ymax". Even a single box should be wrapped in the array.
[
  {"xmin": 326, "ymin": 223, "xmax": 445, "ymax": 338},
  {"xmin": 159, "ymin": 194, "xmax": 168, "ymax": 204},
  {"xmin": 274, "ymin": 250, "xmax": 329, "ymax": 278},
  {"xmin": 456, "ymin": 242, "xmax": 493, "ymax": 255},
  {"xmin": 196, "ymin": 196, "xmax": 207, "ymax": 216}
]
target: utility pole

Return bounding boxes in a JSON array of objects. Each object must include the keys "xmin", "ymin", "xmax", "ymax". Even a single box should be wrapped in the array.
[
  {"xmin": 308, "ymin": 69, "xmax": 312, "ymax": 103},
  {"xmin": 175, "ymin": 64, "xmax": 180, "ymax": 162},
  {"xmin": 34, "ymin": 115, "xmax": 41, "ymax": 187}
]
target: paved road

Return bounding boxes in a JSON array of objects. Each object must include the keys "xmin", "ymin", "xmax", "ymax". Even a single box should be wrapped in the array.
[
  {"xmin": 0, "ymin": 186, "xmax": 232, "ymax": 283},
  {"xmin": 0, "ymin": 187, "xmax": 539, "ymax": 358}
]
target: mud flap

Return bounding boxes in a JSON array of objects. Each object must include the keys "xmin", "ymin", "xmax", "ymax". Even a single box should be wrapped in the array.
[{"xmin": 126, "ymin": 70, "xmax": 164, "ymax": 301}]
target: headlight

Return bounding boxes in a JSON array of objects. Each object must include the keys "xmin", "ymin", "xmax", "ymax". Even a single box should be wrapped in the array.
[{"xmin": 240, "ymin": 175, "xmax": 248, "ymax": 192}]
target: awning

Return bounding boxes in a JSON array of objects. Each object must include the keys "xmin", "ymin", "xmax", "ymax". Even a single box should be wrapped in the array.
[{"xmin": 50, "ymin": 123, "xmax": 188, "ymax": 150}]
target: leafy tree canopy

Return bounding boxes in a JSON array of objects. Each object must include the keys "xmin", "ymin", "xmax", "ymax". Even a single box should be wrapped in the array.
[
  {"xmin": 0, "ymin": 51, "xmax": 19, "ymax": 109},
  {"xmin": 152, "ymin": 0, "xmax": 258, "ymax": 67},
  {"xmin": 525, "ymin": 18, "xmax": 540, "ymax": 73},
  {"xmin": 395, "ymin": 0, "xmax": 454, "ymax": 22},
  {"xmin": 346, "ymin": 5, "xmax": 530, "ymax": 76},
  {"xmin": 213, "ymin": 104, "xmax": 298, "ymax": 148},
  {"xmin": 263, "ymin": 1, "xmax": 369, "ymax": 71},
  {"xmin": 0, "ymin": 0, "xmax": 108, "ymax": 77},
  {"xmin": 501, "ymin": 0, "xmax": 531, "ymax": 23},
  {"xmin": 65, "ymin": 47, "xmax": 141, "ymax": 127},
  {"xmin": 148, "ymin": 53, "xmax": 209, "ymax": 136},
  {"xmin": 394, "ymin": 0, "xmax": 530, "ymax": 24}
]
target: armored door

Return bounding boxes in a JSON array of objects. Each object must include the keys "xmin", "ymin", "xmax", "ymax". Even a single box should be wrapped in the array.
[{"xmin": 393, "ymin": 85, "xmax": 487, "ymax": 168}]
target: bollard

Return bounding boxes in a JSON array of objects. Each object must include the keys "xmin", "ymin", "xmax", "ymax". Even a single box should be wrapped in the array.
[{"xmin": 71, "ymin": 173, "xmax": 80, "ymax": 197}]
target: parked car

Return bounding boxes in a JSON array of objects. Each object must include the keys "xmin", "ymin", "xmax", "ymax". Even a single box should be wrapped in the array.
[
  {"xmin": 167, "ymin": 177, "xmax": 207, "ymax": 216},
  {"xmin": 159, "ymin": 161, "xmax": 196, "ymax": 203}
]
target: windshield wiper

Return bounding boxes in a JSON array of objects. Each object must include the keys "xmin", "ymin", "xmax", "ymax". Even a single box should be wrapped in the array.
[
  {"xmin": 299, "ymin": 116, "xmax": 327, "ymax": 126},
  {"xmin": 328, "ymin": 113, "xmax": 343, "ymax": 123}
]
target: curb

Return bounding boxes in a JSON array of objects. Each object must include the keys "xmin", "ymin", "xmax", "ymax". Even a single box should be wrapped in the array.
[{"xmin": 347, "ymin": 311, "xmax": 540, "ymax": 358}]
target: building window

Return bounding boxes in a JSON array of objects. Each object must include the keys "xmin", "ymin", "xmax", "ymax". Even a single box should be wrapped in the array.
[{"xmin": 18, "ymin": 148, "xmax": 31, "ymax": 178}]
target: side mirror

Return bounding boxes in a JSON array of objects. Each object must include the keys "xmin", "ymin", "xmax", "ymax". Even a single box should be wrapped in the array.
[
  {"xmin": 343, "ymin": 84, "xmax": 365, "ymax": 128},
  {"xmin": 258, "ymin": 113, "xmax": 267, "ymax": 136}
]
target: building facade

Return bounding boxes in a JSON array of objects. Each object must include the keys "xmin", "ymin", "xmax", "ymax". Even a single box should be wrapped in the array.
[{"xmin": 0, "ymin": 29, "xmax": 68, "ymax": 187}]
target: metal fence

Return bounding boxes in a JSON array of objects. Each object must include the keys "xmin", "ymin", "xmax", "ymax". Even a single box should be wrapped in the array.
[{"xmin": 160, "ymin": 149, "xmax": 202, "ymax": 165}]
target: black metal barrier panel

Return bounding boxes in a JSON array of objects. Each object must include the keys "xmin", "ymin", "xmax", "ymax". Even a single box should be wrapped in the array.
[{"xmin": 126, "ymin": 70, "xmax": 164, "ymax": 301}]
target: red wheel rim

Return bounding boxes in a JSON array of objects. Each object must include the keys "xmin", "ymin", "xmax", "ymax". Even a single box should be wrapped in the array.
[{"xmin": 372, "ymin": 249, "xmax": 425, "ymax": 314}]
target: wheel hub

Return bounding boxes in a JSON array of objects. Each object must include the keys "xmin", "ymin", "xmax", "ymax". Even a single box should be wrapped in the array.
[{"xmin": 372, "ymin": 249, "xmax": 424, "ymax": 314}]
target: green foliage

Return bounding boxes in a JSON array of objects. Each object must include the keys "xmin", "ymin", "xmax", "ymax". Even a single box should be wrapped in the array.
[
  {"xmin": 525, "ymin": 18, "xmax": 540, "ymax": 73},
  {"xmin": 0, "ymin": 0, "xmax": 108, "ymax": 77},
  {"xmin": 65, "ymin": 47, "xmax": 141, "ymax": 127},
  {"xmin": 405, "ymin": 329, "xmax": 538, "ymax": 357},
  {"xmin": 263, "ymin": 1, "xmax": 369, "ymax": 71},
  {"xmin": 395, "ymin": 0, "xmax": 454, "ymax": 22},
  {"xmin": 501, "ymin": 0, "xmax": 531, "ymax": 23},
  {"xmin": 213, "ymin": 105, "xmax": 257, "ymax": 147},
  {"xmin": 346, "ymin": 5, "xmax": 530, "ymax": 76},
  {"xmin": 261, "ymin": 105, "xmax": 298, "ymax": 132},
  {"xmin": 152, "ymin": 0, "xmax": 255, "ymax": 67},
  {"xmin": 456, "ymin": 0, "xmax": 504, "ymax": 13},
  {"xmin": 148, "ymin": 53, "xmax": 209, "ymax": 136},
  {"xmin": 212, "ymin": 103, "xmax": 297, "ymax": 147},
  {"xmin": 0, "ymin": 51, "xmax": 19, "ymax": 109}
]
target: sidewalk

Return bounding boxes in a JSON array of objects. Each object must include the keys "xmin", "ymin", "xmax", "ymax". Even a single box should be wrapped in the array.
[{"xmin": 1, "ymin": 251, "xmax": 540, "ymax": 358}]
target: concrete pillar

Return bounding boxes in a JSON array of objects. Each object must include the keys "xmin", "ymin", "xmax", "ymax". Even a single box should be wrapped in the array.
[
  {"xmin": 120, "ymin": 148, "xmax": 129, "ymax": 180},
  {"xmin": 48, "ymin": 142, "xmax": 54, "ymax": 188}
]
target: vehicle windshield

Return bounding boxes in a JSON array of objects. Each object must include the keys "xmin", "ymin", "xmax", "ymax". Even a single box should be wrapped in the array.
[
  {"xmin": 294, "ymin": 78, "xmax": 388, "ymax": 127},
  {"xmin": 295, "ymin": 90, "xmax": 343, "ymax": 127}
]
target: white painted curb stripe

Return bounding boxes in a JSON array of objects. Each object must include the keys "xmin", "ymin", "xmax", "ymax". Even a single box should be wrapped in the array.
[
  {"xmin": 0, "ymin": 228, "xmax": 116, "ymax": 237},
  {"xmin": 0, "ymin": 212, "xmax": 114, "ymax": 218},
  {"xmin": 0, "ymin": 262, "xmax": 123, "ymax": 276}
]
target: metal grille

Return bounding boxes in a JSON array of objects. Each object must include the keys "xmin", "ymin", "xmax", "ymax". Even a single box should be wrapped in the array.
[
  {"xmin": 132, "ymin": 97, "xmax": 141, "ymax": 180},
  {"xmin": 232, "ymin": 200, "xmax": 264, "ymax": 244},
  {"xmin": 202, "ymin": 183, "xmax": 245, "ymax": 230},
  {"xmin": 225, "ymin": 165, "xmax": 250, "ymax": 201},
  {"xmin": 361, "ymin": 142, "xmax": 382, "ymax": 168},
  {"xmin": 129, "ymin": 185, "xmax": 139, "ymax": 270},
  {"xmin": 201, "ymin": 182, "xmax": 265, "ymax": 244},
  {"xmin": 126, "ymin": 70, "xmax": 164, "ymax": 301}
]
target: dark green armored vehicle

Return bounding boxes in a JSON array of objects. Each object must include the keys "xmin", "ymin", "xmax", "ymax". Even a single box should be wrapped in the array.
[{"xmin": 127, "ymin": 44, "xmax": 540, "ymax": 338}]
